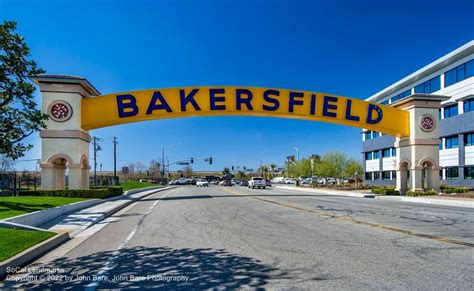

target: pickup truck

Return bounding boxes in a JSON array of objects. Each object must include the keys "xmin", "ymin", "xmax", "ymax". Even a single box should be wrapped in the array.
[{"xmin": 248, "ymin": 177, "xmax": 266, "ymax": 189}]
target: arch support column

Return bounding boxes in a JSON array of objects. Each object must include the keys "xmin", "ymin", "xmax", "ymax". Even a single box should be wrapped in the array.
[
  {"xmin": 392, "ymin": 94, "xmax": 448, "ymax": 195},
  {"xmin": 32, "ymin": 75, "xmax": 100, "ymax": 190}
]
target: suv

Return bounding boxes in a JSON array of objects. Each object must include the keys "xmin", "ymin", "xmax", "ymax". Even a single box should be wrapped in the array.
[{"xmin": 248, "ymin": 177, "xmax": 266, "ymax": 189}]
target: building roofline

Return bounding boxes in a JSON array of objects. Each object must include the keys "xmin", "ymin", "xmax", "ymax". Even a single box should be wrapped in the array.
[
  {"xmin": 30, "ymin": 74, "xmax": 101, "ymax": 96},
  {"xmin": 366, "ymin": 40, "xmax": 474, "ymax": 102}
]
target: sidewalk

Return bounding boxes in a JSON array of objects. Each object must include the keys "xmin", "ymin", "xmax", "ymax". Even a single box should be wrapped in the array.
[
  {"xmin": 41, "ymin": 186, "xmax": 174, "ymax": 236},
  {"xmin": 274, "ymin": 185, "xmax": 474, "ymax": 209}
]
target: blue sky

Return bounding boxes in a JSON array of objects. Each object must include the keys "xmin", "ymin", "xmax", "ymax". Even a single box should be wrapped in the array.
[{"xmin": 1, "ymin": 0, "xmax": 473, "ymax": 172}]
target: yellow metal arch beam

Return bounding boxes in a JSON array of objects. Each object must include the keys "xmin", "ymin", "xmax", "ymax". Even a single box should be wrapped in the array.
[{"xmin": 81, "ymin": 87, "xmax": 409, "ymax": 137}]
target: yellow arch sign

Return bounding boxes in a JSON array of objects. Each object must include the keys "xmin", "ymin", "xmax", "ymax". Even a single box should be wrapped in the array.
[{"xmin": 82, "ymin": 87, "xmax": 409, "ymax": 137}]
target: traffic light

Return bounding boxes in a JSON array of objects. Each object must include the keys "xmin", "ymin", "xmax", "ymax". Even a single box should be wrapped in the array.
[
  {"xmin": 190, "ymin": 157, "xmax": 194, "ymax": 164},
  {"xmin": 244, "ymin": 166, "xmax": 246, "ymax": 170},
  {"xmin": 231, "ymin": 166, "xmax": 234, "ymax": 171},
  {"xmin": 209, "ymin": 157, "xmax": 213, "ymax": 164}
]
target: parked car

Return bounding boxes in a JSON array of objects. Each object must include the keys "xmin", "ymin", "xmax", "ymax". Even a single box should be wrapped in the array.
[
  {"xmin": 240, "ymin": 180, "xmax": 249, "ymax": 186},
  {"xmin": 196, "ymin": 179, "xmax": 209, "ymax": 187},
  {"xmin": 177, "ymin": 178, "xmax": 188, "ymax": 185},
  {"xmin": 231, "ymin": 178, "xmax": 241, "ymax": 186},
  {"xmin": 221, "ymin": 179, "xmax": 232, "ymax": 186},
  {"xmin": 249, "ymin": 177, "xmax": 266, "ymax": 189},
  {"xmin": 284, "ymin": 178, "xmax": 297, "ymax": 184},
  {"xmin": 265, "ymin": 180, "xmax": 272, "ymax": 187}
]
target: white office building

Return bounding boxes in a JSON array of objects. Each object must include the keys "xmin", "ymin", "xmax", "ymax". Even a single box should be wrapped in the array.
[{"xmin": 362, "ymin": 41, "xmax": 474, "ymax": 186}]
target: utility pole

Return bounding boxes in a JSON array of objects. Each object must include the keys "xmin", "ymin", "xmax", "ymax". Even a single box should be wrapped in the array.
[
  {"xmin": 93, "ymin": 136, "xmax": 102, "ymax": 186},
  {"xmin": 161, "ymin": 147, "xmax": 165, "ymax": 185},
  {"xmin": 113, "ymin": 136, "xmax": 118, "ymax": 185}
]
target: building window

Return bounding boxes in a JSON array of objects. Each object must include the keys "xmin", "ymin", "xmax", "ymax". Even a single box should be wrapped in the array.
[
  {"xmin": 382, "ymin": 148, "xmax": 391, "ymax": 158},
  {"xmin": 365, "ymin": 172, "xmax": 372, "ymax": 180},
  {"xmin": 465, "ymin": 133, "xmax": 474, "ymax": 146},
  {"xmin": 464, "ymin": 167, "xmax": 474, "ymax": 179},
  {"xmin": 382, "ymin": 171, "xmax": 391, "ymax": 180},
  {"xmin": 372, "ymin": 131, "xmax": 379, "ymax": 138},
  {"xmin": 439, "ymin": 139, "xmax": 443, "ymax": 150},
  {"xmin": 364, "ymin": 131, "xmax": 372, "ymax": 140},
  {"xmin": 365, "ymin": 152, "xmax": 373, "ymax": 160},
  {"xmin": 373, "ymin": 172, "xmax": 380, "ymax": 180},
  {"xmin": 390, "ymin": 89, "xmax": 411, "ymax": 103},
  {"xmin": 381, "ymin": 100, "xmax": 389, "ymax": 105},
  {"xmin": 445, "ymin": 60, "xmax": 474, "ymax": 87},
  {"xmin": 443, "ymin": 104, "xmax": 458, "ymax": 118},
  {"xmin": 445, "ymin": 136, "xmax": 459, "ymax": 149},
  {"xmin": 373, "ymin": 151, "xmax": 380, "ymax": 159},
  {"xmin": 414, "ymin": 76, "xmax": 441, "ymax": 94},
  {"xmin": 464, "ymin": 99, "xmax": 474, "ymax": 113},
  {"xmin": 391, "ymin": 148, "xmax": 396, "ymax": 157},
  {"xmin": 445, "ymin": 167, "xmax": 459, "ymax": 180}
]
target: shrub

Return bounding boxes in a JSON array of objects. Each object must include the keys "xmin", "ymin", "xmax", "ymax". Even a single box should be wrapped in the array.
[
  {"xmin": 19, "ymin": 186, "xmax": 124, "ymax": 199},
  {"xmin": 406, "ymin": 190, "xmax": 438, "ymax": 197},
  {"xmin": 371, "ymin": 187, "xmax": 400, "ymax": 195},
  {"xmin": 442, "ymin": 187, "xmax": 468, "ymax": 194}
]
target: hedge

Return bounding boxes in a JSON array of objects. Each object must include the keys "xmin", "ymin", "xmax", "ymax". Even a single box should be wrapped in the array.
[
  {"xmin": 19, "ymin": 186, "xmax": 123, "ymax": 199},
  {"xmin": 441, "ymin": 187, "xmax": 469, "ymax": 194},
  {"xmin": 371, "ymin": 188, "xmax": 400, "ymax": 195},
  {"xmin": 406, "ymin": 190, "xmax": 438, "ymax": 197}
]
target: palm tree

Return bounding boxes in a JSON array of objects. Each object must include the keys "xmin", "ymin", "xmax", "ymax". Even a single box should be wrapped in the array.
[
  {"xmin": 259, "ymin": 165, "xmax": 269, "ymax": 179},
  {"xmin": 269, "ymin": 164, "xmax": 277, "ymax": 178}
]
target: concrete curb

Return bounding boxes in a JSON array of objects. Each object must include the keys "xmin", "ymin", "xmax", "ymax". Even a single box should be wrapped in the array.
[
  {"xmin": 274, "ymin": 185, "xmax": 378, "ymax": 198},
  {"xmin": 3, "ymin": 199, "xmax": 103, "ymax": 227},
  {"xmin": 68, "ymin": 186, "xmax": 174, "ymax": 237},
  {"xmin": 375, "ymin": 195, "xmax": 474, "ymax": 208},
  {"xmin": 0, "ymin": 221, "xmax": 48, "ymax": 231},
  {"xmin": 123, "ymin": 185, "xmax": 164, "ymax": 196},
  {"xmin": 0, "ymin": 232, "xmax": 69, "ymax": 280}
]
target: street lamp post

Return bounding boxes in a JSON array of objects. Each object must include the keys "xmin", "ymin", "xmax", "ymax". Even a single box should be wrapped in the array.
[
  {"xmin": 161, "ymin": 142, "xmax": 181, "ymax": 185},
  {"xmin": 293, "ymin": 147, "xmax": 299, "ymax": 161}
]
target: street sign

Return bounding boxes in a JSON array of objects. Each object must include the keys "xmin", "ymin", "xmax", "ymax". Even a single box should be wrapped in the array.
[{"xmin": 177, "ymin": 162, "xmax": 190, "ymax": 165}]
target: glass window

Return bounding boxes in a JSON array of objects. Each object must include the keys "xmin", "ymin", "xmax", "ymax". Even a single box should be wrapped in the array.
[
  {"xmin": 465, "ymin": 133, "xmax": 474, "ymax": 146},
  {"xmin": 446, "ymin": 167, "xmax": 459, "ymax": 180},
  {"xmin": 381, "ymin": 100, "xmax": 389, "ymax": 105},
  {"xmin": 390, "ymin": 89, "xmax": 411, "ymax": 103},
  {"xmin": 444, "ymin": 104, "xmax": 458, "ymax": 118},
  {"xmin": 445, "ymin": 60, "xmax": 474, "ymax": 87},
  {"xmin": 365, "ymin": 172, "xmax": 372, "ymax": 180},
  {"xmin": 373, "ymin": 151, "xmax": 380, "ymax": 159},
  {"xmin": 382, "ymin": 148, "xmax": 391, "ymax": 158},
  {"xmin": 415, "ymin": 76, "xmax": 441, "ymax": 93},
  {"xmin": 373, "ymin": 172, "xmax": 380, "ymax": 180},
  {"xmin": 445, "ymin": 136, "xmax": 459, "ymax": 149},
  {"xmin": 382, "ymin": 171, "xmax": 391, "ymax": 180},
  {"xmin": 439, "ymin": 139, "xmax": 443, "ymax": 150},
  {"xmin": 391, "ymin": 148, "xmax": 396, "ymax": 157},
  {"xmin": 372, "ymin": 131, "xmax": 379, "ymax": 138},
  {"xmin": 365, "ymin": 152, "xmax": 373, "ymax": 160},
  {"xmin": 364, "ymin": 131, "xmax": 372, "ymax": 140},
  {"xmin": 464, "ymin": 99, "xmax": 474, "ymax": 113},
  {"xmin": 464, "ymin": 167, "xmax": 474, "ymax": 179}
]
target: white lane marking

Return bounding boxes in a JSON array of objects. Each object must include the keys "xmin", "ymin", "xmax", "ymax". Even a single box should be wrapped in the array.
[{"xmin": 84, "ymin": 189, "xmax": 175, "ymax": 290}]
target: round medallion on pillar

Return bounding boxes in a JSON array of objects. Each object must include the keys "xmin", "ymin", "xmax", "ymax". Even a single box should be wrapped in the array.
[
  {"xmin": 48, "ymin": 100, "xmax": 73, "ymax": 122},
  {"xmin": 419, "ymin": 114, "xmax": 435, "ymax": 132}
]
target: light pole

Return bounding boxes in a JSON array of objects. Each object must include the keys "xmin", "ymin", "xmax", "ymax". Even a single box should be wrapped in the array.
[
  {"xmin": 293, "ymin": 147, "xmax": 299, "ymax": 161},
  {"xmin": 161, "ymin": 142, "xmax": 181, "ymax": 185}
]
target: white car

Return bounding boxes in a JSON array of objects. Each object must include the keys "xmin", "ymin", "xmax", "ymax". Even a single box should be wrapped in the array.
[
  {"xmin": 248, "ymin": 177, "xmax": 266, "ymax": 189},
  {"xmin": 177, "ymin": 178, "xmax": 188, "ymax": 185},
  {"xmin": 196, "ymin": 179, "xmax": 209, "ymax": 187}
]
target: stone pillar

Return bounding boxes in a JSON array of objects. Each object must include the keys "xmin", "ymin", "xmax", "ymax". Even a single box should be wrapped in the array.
[
  {"xmin": 32, "ymin": 75, "xmax": 100, "ymax": 190},
  {"xmin": 392, "ymin": 94, "xmax": 448, "ymax": 194}
]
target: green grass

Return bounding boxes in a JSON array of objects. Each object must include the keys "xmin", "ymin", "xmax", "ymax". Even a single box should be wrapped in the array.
[
  {"xmin": 0, "ymin": 228, "xmax": 55, "ymax": 261},
  {"xmin": 120, "ymin": 181, "xmax": 160, "ymax": 191},
  {"xmin": 0, "ymin": 196, "xmax": 88, "ymax": 220}
]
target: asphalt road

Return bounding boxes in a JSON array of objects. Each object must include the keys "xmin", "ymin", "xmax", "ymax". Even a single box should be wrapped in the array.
[{"xmin": 2, "ymin": 185, "xmax": 473, "ymax": 289}]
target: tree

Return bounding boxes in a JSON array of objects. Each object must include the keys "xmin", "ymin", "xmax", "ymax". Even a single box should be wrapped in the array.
[
  {"xmin": 149, "ymin": 160, "xmax": 160, "ymax": 178},
  {"xmin": 183, "ymin": 165, "xmax": 193, "ymax": 177},
  {"xmin": 135, "ymin": 161, "xmax": 146, "ymax": 177},
  {"xmin": 223, "ymin": 167, "xmax": 230, "ymax": 175},
  {"xmin": 344, "ymin": 159, "xmax": 363, "ymax": 178},
  {"xmin": 237, "ymin": 170, "xmax": 247, "ymax": 179},
  {"xmin": 269, "ymin": 164, "xmax": 277, "ymax": 178},
  {"xmin": 316, "ymin": 152, "xmax": 350, "ymax": 185},
  {"xmin": 258, "ymin": 165, "xmax": 269, "ymax": 178},
  {"xmin": 0, "ymin": 154, "xmax": 14, "ymax": 172},
  {"xmin": 1, "ymin": 21, "xmax": 47, "ymax": 159}
]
